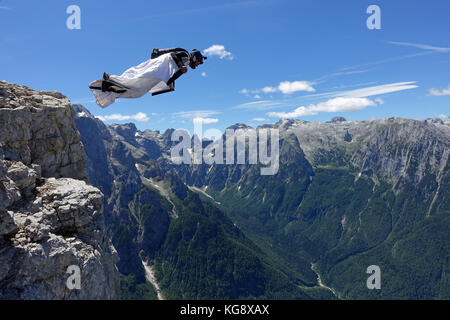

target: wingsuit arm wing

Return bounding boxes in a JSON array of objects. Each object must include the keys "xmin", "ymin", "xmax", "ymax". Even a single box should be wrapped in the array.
[
  {"xmin": 151, "ymin": 82, "xmax": 175, "ymax": 96},
  {"xmin": 151, "ymin": 50, "xmax": 189, "ymax": 96}
]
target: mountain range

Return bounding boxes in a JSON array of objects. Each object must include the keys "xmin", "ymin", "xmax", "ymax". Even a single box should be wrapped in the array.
[{"xmin": 74, "ymin": 103, "xmax": 449, "ymax": 300}]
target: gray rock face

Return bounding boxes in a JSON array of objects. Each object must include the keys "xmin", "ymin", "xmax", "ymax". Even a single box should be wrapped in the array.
[
  {"xmin": 280, "ymin": 118, "xmax": 450, "ymax": 185},
  {"xmin": 328, "ymin": 116, "xmax": 347, "ymax": 123},
  {"xmin": 0, "ymin": 81, "xmax": 88, "ymax": 182},
  {"xmin": 0, "ymin": 81, "xmax": 119, "ymax": 300},
  {"xmin": 74, "ymin": 105, "xmax": 169, "ymax": 279}
]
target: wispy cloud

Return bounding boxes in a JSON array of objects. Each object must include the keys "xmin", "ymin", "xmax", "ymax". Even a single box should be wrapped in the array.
[
  {"xmin": 304, "ymin": 82, "xmax": 419, "ymax": 100},
  {"xmin": 133, "ymin": 1, "xmax": 259, "ymax": 20},
  {"xmin": 438, "ymin": 114, "xmax": 448, "ymax": 120},
  {"xmin": 374, "ymin": 98, "xmax": 385, "ymax": 105},
  {"xmin": 232, "ymin": 100, "xmax": 291, "ymax": 110},
  {"xmin": 253, "ymin": 118, "xmax": 267, "ymax": 122},
  {"xmin": 336, "ymin": 82, "xmax": 419, "ymax": 98},
  {"xmin": 172, "ymin": 110, "xmax": 221, "ymax": 119},
  {"xmin": 388, "ymin": 41, "xmax": 450, "ymax": 53},
  {"xmin": 314, "ymin": 69, "xmax": 373, "ymax": 83},
  {"xmin": 428, "ymin": 85, "xmax": 450, "ymax": 96},
  {"xmin": 268, "ymin": 97, "xmax": 379, "ymax": 118},
  {"xmin": 203, "ymin": 45, "xmax": 234, "ymax": 60},
  {"xmin": 339, "ymin": 41, "xmax": 450, "ymax": 72},
  {"xmin": 0, "ymin": 6, "xmax": 12, "ymax": 11},
  {"xmin": 97, "ymin": 112, "xmax": 150, "ymax": 122},
  {"xmin": 193, "ymin": 117, "xmax": 219, "ymax": 125},
  {"xmin": 267, "ymin": 82, "xmax": 419, "ymax": 119},
  {"xmin": 332, "ymin": 81, "xmax": 378, "ymax": 90},
  {"xmin": 201, "ymin": 72, "xmax": 207, "ymax": 77},
  {"xmin": 340, "ymin": 51, "xmax": 433, "ymax": 71}
]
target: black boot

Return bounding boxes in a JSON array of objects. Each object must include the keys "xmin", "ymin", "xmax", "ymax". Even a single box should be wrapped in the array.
[{"xmin": 108, "ymin": 85, "xmax": 127, "ymax": 94}]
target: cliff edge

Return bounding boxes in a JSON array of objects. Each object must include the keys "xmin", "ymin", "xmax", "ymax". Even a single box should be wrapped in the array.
[{"xmin": 0, "ymin": 81, "xmax": 120, "ymax": 300}]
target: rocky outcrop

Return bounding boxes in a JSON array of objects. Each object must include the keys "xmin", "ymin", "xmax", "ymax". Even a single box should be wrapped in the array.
[
  {"xmin": 0, "ymin": 81, "xmax": 119, "ymax": 300},
  {"xmin": 0, "ymin": 81, "xmax": 88, "ymax": 182}
]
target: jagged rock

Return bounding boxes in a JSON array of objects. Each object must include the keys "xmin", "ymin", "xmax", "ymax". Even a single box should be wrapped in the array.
[
  {"xmin": 6, "ymin": 162, "xmax": 38, "ymax": 197},
  {"xmin": 426, "ymin": 118, "xmax": 444, "ymax": 125},
  {"xmin": 0, "ymin": 82, "xmax": 119, "ymax": 300},
  {"xmin": 0, "ymin": 168, "xmax": 119, "ymax": 300},
  {"xmin": 329, "ymin": 116, "xmax": 347, "ymax": 123},
  {"xmin": 0, "ymin": 211, "xmax": 18, "ymax": 237},
  {"xmin": 0, "ymin": 82, "xmax": 88, "ymax": 182},
  {"xmin": 110, "ymin": 123, "xmax": 138, "ymax": 141},
  {"xmin": 344, "ymin": 130, "xmax": 353, "ymax": 142}
]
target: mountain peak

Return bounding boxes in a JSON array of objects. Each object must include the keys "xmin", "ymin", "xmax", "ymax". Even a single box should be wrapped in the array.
[
  {"xmin": 227, "ymin": 123, "xmax": 253, "ymax": 131},
  {"xmin": 328, "ymin": 116, "xmax": 347, "ymax": 123}
]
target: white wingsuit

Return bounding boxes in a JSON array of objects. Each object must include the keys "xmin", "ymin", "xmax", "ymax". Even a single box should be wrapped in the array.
[{"xmin": 89, "ymin": 53, "xmax": 183, "ymax": 108}]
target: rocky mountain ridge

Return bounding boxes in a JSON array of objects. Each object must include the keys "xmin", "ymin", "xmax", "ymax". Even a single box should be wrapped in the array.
[
  {"xmin": 74, "ymin": 104, "xmax": 449, "ymax": 299},
  {"xmin": 0, "ymin": 81, "xmax": 119, "ymax": 300}
]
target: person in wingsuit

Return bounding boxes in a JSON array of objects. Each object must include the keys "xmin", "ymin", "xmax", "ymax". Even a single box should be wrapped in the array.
[{"xmin": 89, "ymin": 48, "xmax": 207, "ymax": 108}]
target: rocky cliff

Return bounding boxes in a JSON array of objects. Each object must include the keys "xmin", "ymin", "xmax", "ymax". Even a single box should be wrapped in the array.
[{"xmin": 0, "ymin": 81, "xmax": 120, "ymax": 300}]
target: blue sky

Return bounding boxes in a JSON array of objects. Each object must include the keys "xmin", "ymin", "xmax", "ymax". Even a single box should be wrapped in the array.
[{"xmin": 1, "ymin": 0, "xmax": 449, "ymax": 134}]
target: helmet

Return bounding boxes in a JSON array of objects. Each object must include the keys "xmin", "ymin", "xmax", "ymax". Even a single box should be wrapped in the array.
[{"xmin": 189, "ymin": 49, "xmax": 207, "ymax": 69}]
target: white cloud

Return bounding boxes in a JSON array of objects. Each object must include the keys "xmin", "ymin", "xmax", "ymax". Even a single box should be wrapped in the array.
[
  {"xmin": 374, "ymin": 98, "xmax": 385, "ymax": 105},
  {"xmin": 278, "ymin": 81, "xmax": 315, "ymax": 94},
  {"xmin": 254, "ymin": 94, "xmax": 261, "ymax": 99},
  {"xmin": 305, "ymin": 82, "xmax": 419, "ymax": 99},
  {"xmin": 267, "ymin": 97, "xmax": 379, "ymax": 118},
  {"xmin": 261, "ymin": 86, "xmax": 278, "ymax": 93},
  {"xmin": 201, "ymin": 72, "xmax": 207, "ymax": 77},
  {"xmin": 338, "ymin": 82, "xmax": 418, "ymax": 98},
  {"xmin": 239, "ymin": 88, "xmax": 249, "ymax": 94},
  {"xmin": 203, "ymin": 45, "xmax": 234, "ymax": 60},
  {"xmin": 339, "ymin": 52, "xmax": 433, "ymax": 72},
  {"xmin": 193, "ymin": 117, "xmax": 219, "ymax": 124},
  {"xmin": 388, "ymin": 41, "xmax": 450, "ymax": 53},
  {"xmin": 438, "ymin": 114, "xmax": 448, "ymax": 120},
  {"xmin": 97, "ymin": 112, "xmax": 149, "ymax": 122},
  {"xmin": 315, "ymin": 69, "xmax": 373, "ymax": 83},
  {"xmin": 253, "ymin": 118, "xmax": 267, "ymax": 122},
  {"xmin": 428, "ymin": 85, "xmax": 450, "ymax": 96},
  {"xmin": 248, "ymin": 81, "xmax": 316, "ymax": 96},
  {"xmin": 173, "ymin": 110, "xmax": 221, "ymax": 119}
]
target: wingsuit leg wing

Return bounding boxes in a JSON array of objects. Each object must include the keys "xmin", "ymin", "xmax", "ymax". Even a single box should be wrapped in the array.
[{"xmin": 89, "ymin": 53, "xmax": 181, "ymax": 108}]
